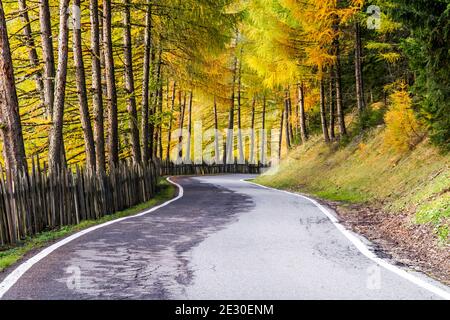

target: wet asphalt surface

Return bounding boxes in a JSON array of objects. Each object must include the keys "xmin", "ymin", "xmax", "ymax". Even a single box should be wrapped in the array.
[{"xmin": 1, "ymin": 175, "xmax": 449, "ymax": 299}]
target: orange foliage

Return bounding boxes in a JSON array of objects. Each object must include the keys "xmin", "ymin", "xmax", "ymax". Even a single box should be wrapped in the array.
[{"xmin": 383, "ymin": 86, "xmax": 425, "ymax": 152}]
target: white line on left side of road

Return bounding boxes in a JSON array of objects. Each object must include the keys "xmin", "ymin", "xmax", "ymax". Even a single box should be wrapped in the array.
[
  {"xmin": 242, "ymin": 179, "xmax": 450, "ymax": 300},
  {"xmin": 0, "ymin": 177, "xmax": 184, "ymax": 299}
]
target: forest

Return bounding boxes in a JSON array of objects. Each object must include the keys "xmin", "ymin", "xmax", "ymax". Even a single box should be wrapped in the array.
[
  {"xmin": 0, "ymin": 0, "xmax": 450, "ymax": 301},
  {"xmin": 0, "ymin": 0, "xmax": 449, "ymax": 238},
  {"xmin": 0, "ymin": 0, "xmax": 448, "ymax": 174}
]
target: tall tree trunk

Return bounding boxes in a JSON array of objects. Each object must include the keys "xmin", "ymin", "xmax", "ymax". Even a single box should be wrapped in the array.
[
  {"xmin": 150, "ymin": 90, "xmax": 157, "ymax": 160},
  {"xmin": 148, "ymin": 91, "xmax": 155, "ymax": 160},
  {"xmin": 287, "ymin": 89, "xmax": 294, "ymax": 144},
  {"xmin": 333, "ymin": 17, "xmax": 347, "ymax": 136},
  {"xmin": 177, "ymin": 92, "xmax": 186, "ymax": 160},
  {"xmin": 48, "ymin": 0, "xmax": 70, "ymax": 172},
  {"xmin": 103, "ymin": 0, "xmax": 119, "ymax": 168},
  {"xmin": 90, "ymin": 0, "xmax": 105, "ymax": 174},
  {"xmin": 123, "ymin": 0, "xmax": 141, "ymax": 163},
  {"xmin": 185, "ymin": 91, "xmax": 193, "ymax": 163},
  {"xmin": 278, "ymin": 105, "xmax": 284, "ymax": 159},
  {"xmin": 284, "ymin": 90, "xmax": 291, "ymax": 150},
  {"xmin": 295, "ymin": 89, "xmax": 299, "ymax": 138},
  {"xmin": 39, "ymin": 0, "xmax": 55, "ymax": 119},
  {"xmin": 320, "ymin": 77, "xmax": 330, "ymax": 143},
  {"xmin": 225, "ymin": 55, "xmax": 237, "ymax": 164},
  {"xmin": 151, "ymin": 47, "xmax": 162, "ymax": 159},
  {"xmin": 249, "ymin": 97, "xmax": 256, "ymax": 164},
  {"xmin": 166, "ymin": 81, "xmax": 175, "ymax": 161},
  {"xmin": 157, "ymin": 77, "xmax": 163, "ymax": 160},
  {"xmin": 236, "ymin": 54, "xmax": 244, "ymax": 164},
  {"xmin": 213, "ymin": 95, "xmax": 220, "ymax": 164},
  {"xmin": 297, "ymin": 83, "xmax": 308, "ymax": 143},
  {"xmin": 140, "ymin": 0, "xmax": 152, "ymax": 163},
  {"xmin": 73, "ymin": 0, "xmax": 96, "ymax": 170},
  {"xmin": 329, "ymin": 69, "xmax": 336, "ymax": 140},
  {"xmin": 0, "ymin": 1, "xmax": 27, "ymax": 172},
  {"xmin": 335, "ymin": 48, "xmax": 346, "ymax": 136},
  {"xmin": 260, "ymin": 95, "xmax": 266, "ymax": 164},
  {"xmin": 163, "ymin": 81, "xmax": 169, "ymax": 159},
  {"xmin": 17, "ymin": 0, "xmax": 45, "ymax": 111},
  {"xmin": 355, "ymin": 21, "xmax": 365, "ymax": 113}
]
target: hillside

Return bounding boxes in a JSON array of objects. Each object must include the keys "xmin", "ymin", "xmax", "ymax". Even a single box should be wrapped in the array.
[{"xmin": 255, "ymin": 127, "xmax": 450, "ymax": 284}]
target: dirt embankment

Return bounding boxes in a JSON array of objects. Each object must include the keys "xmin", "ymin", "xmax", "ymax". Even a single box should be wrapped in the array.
[{"xmin": 326, "ymin": 200, "xmax": 450, "ymax": 286}]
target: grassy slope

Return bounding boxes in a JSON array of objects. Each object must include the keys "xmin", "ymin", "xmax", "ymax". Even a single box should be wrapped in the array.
[
  {"xmin": 0, "ymin": 179, "xmax": 176, "ymax": 272},
  {"xmin": 255, "ymin": 126, "xmax": 450, "ymax": 242}
]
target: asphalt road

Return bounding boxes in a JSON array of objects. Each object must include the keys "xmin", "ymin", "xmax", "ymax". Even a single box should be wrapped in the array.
[{"xmin": 1, "ymin": 175, "xmax": 449, "ymax": 300}]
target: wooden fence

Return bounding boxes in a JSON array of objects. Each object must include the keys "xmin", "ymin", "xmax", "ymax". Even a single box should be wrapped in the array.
[
  {"xmin": 0, "ymin": 158, "xmax": 268, "ymax": 247},
  {"xmin": 159, "ymin": 160, "xmax": 268, "ymax": 176},
  {"xmin": 0, "ymin": 160, "xmax": 158, "ymax": 246}
]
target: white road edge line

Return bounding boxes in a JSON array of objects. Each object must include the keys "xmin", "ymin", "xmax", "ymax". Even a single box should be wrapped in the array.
[
  {"xmin": 0, "ymin": 177, "xmax": 184, "ymax": 299},
  {"xmin": 242, "ymin": 179, "xmax": 450, "ymax": 300}
]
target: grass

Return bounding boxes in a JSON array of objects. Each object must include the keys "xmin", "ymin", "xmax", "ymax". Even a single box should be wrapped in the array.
[
  {"xmin": 255, "ymin": 126, "xmax": 450, "ymax": 243},
  {"xmin": 0, "ymin": 178, "xmax": 176, "ymax": 272}
]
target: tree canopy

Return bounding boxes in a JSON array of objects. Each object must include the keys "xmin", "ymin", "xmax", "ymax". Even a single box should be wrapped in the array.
[{"xmin": 0, "ymin": 0, "xmax": 448, "ymax": 172}]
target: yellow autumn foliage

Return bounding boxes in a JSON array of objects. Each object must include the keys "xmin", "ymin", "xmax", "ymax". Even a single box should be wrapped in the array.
[{"xmin": 383, "ymin": 87, "xmax": 425, "ymax": 152}]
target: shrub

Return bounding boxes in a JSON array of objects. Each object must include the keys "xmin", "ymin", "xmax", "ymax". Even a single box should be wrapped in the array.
[
  {"xmin": 353, "ymin": 103, "xmax": 386, "ymax": 132},
  {"xmin": 383, "ymin": 86, "xmax": 425, "ymax": 152}
]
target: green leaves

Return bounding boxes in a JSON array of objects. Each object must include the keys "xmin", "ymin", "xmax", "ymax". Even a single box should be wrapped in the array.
[{"xmin": 390, "ymin": 0, "xmax": 450, "ymax": 150}]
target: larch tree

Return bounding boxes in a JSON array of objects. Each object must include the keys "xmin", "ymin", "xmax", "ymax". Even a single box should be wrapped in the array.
[
  {"xmin": 90, "ymin": 0, "xmax": 106, "ymax": 174},
  {"xmin": 166, "ymin": 81, "xmax": 176, "ymax": 161},
  {"xmin": 0, "ymin": 0, "xmax": 27, "ymax": 172},
  {"xmin": 141, "ymin": 0, "xmax": 152, "ymax": 163},
  {"xmin": 48, "ymin": 0, "xmax": 70, "ymax": 171},
  {"xmin": 354, "ymin": 18, "xmax": 365, "ymax": 113},
  {"xmin": 225, "ymin": 52, "xmax": 237, "ymax": 164},
  {"xmin": 297, "ymin": 82, "xmax": 308, "ymax": 143},
  {"xmin": 236, "ymin": 49, "xmax": 244, "ymax": 164},
  {"xmin": 329, "ymin": 68, "xmax": 336, "ymax": 140},
  {"xmin": 73, "ymin": 0, "xmax": 96, "ymax": 170},
  {"xmin": 39, "ymin": 0, "xmax": 56, "ymax": 119},
  {"xmin": 17, "ymin": 0, "xmax": 45, "ymax": 110},
  {"xmin": 103, "ymin": 0, "xmax": 119, "ymax": 168},
  {"xmin": 123, "ymin": 0, "xmax": 141, "ymax": 163},
  {"xmin": 185, "ymin": 90, "xmax": 193, "ymax": 164},
  {"xmin": 319, "ymin": 75, "xmax": 330, "ymax": 143}
]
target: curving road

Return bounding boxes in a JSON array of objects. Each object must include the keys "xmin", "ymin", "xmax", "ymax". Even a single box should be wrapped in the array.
[{"xmin": 0, "ymin": 175, "xmax": 449, "ymax": 300}]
